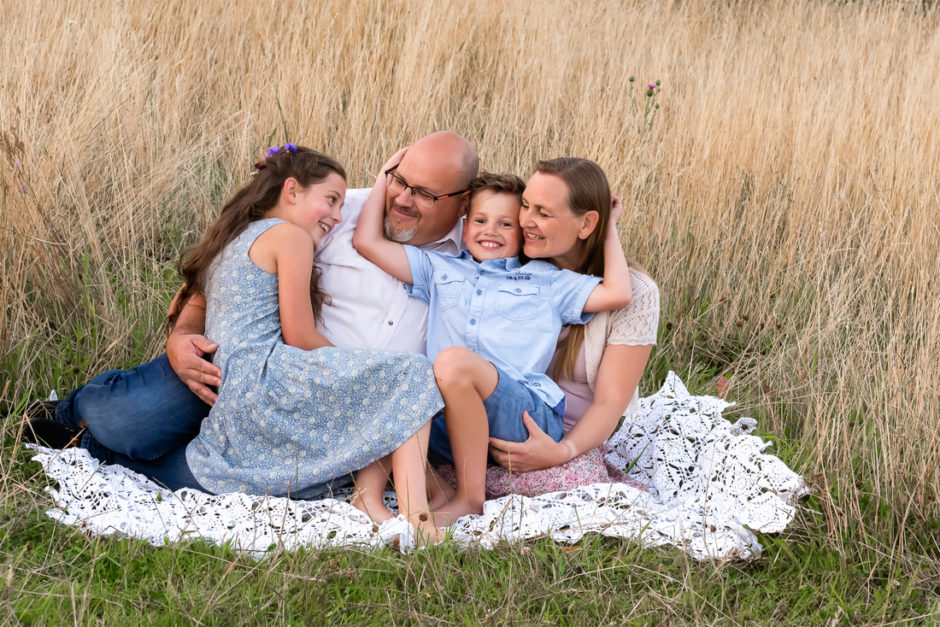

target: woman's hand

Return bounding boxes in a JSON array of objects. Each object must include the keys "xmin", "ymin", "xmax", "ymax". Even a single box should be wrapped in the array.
[
  {"xmin": 610, "ymin": 195, "xmax": 624, "ymax": 224},
  {"xmin": 488, "ymin": 411, "xmax": 568, "ymax": 472}
]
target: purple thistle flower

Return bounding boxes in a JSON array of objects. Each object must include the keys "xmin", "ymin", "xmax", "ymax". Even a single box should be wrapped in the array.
[
  {"xmin": 648, "ymin": 83, "xmax": 656, "ymax": 89},
  {"xmin": 19, "ymin": 185, "xmax": 27, "ymax": 193},
  {"xmin": 15, "ymin": 162, "xmax": 22, "ymax": 168},
  {"xmin": 284, "ymin": 143, "xmax": 297, "ymax": 152},
  {"xmin": 266, "ymin": 146, "xmax": 280, "ymax": 158}
]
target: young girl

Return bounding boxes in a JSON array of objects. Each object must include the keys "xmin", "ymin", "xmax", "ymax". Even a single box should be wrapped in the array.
[
  {"xmin": 353, "ymin": 152, "xmax": 632, "ymax": 525},
  {"xmin": 100, "ymin": 145, "xmax": 444, "ymax": 544}
]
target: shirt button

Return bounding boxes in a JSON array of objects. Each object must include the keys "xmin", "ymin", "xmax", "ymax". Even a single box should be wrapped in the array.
[
  {"xmin": 515, "ymin": 288, "xmax": 521, "ymax": 293},
  {"xmin": 476, "ymin": 289, "xmax": 482, "ymax": 296},
  {"xmin": 470, "ymin": 319, "xmax": 477, "ymax": 325},
  {"xmin": 387, "ymin": 320, "xmax": 394, "ymax": 326}
]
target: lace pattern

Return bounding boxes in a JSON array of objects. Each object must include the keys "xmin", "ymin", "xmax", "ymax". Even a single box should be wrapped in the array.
[
  {"xmin": 608, "ymin": 269, "xmax": 660, "ymax": 346},
  {"xmin": 29, "ymin": 373, "xmax": 805, "ymax": 559}
]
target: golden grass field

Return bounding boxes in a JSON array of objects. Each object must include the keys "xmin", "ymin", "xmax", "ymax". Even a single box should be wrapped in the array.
[{"xmin": 1, "ymin": 0, "xmax": 938, "ymax": 573}]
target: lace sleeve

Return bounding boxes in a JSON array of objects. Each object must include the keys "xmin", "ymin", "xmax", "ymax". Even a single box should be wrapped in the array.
[{"xmin": 607, "ymin": 270, "xmax": 660, "ymax": 346}]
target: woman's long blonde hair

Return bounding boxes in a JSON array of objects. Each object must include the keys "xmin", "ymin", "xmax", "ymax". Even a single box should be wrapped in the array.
[{"xmin": 536, "ymin": 158, "xmax": 641, "ymax": 380}]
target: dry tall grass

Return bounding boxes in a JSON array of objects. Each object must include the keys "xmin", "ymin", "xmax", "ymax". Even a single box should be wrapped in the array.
[{"xmin": 1, "ymin": 0, "xmax": 938, "ymax": 558}]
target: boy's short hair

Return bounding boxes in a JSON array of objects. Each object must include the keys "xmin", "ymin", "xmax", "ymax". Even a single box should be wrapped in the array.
[{"xmin": 468, "ymin": 172, "xmax": 526, "ymax": 206}]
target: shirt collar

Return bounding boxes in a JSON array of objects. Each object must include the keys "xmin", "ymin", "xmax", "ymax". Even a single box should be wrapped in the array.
[
  {"xmin": 420, "ymin": 218, "xmax": 463, "ymax": 255},
  {"xmin": 454, "ymin": 249, "xmax": 523, "ymax": 270}
]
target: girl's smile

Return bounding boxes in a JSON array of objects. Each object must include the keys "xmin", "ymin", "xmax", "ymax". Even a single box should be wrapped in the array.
[{"xmin": 291, "ymin": 171, "xmax": 347, "ymax": 246}]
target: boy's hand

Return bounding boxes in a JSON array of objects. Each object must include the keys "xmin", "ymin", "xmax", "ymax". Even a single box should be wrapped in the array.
[{"xmin": 379, "ymin": 146, "xmax": 411, "ymax": 178}]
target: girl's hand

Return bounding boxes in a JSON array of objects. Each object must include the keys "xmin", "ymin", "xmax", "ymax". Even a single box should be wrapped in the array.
[
  {"xmin": 610, "ymin": 195, "xmax": 624, "ymax": 224},
  {"xmin": 488, "ymin": 411, "xmax": 569, "ymax": 472}
]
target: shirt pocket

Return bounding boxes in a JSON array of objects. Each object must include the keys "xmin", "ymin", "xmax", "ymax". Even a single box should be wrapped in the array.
[
  {"xmin": 495, "ymin": 284, "xmax": 542, "ymax": 321},
  {"xmin": 433, "ymin": 272, "xmax": 466, "ymax": 311}
]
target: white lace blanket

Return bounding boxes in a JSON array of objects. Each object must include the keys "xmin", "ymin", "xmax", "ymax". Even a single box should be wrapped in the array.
[{"xmin": 29, "ymin": 372, "xmax": 806, "ymax": 560}]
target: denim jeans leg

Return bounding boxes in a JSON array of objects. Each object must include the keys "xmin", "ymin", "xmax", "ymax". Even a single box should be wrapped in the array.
[
  {"xmin": 57, "ymin": 354, "xmax": 210, "ymax": 460},
  {"xmin": 92, "ymin": 444, "xmax": 205, "ymax": 492},
  {"xmin": 427, "ymin": 368, "xmax": 565, "ymax": 465}
]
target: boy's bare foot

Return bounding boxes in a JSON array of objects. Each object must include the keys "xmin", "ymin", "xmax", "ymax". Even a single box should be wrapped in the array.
[
  {"xmin": 427, "ymin": 468, "xmax": 455, "ymax": 510},
  {"xmin": 350, "ymin": 489, "xmax": 395, "ymax": 523},
  {"xmin": 432, "ymin": 495, "xmax": 483, "ymax": 527}
]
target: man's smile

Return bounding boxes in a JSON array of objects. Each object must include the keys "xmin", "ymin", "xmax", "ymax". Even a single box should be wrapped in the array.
[{"xmin": 391, "ymin": 204, "xmax": 419, "ymax": 220}]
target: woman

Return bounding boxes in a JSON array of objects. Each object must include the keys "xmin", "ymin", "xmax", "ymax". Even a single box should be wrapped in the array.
[{"xmin": 487, "ymin": 158, "xmax": 659, "ymax": 487}]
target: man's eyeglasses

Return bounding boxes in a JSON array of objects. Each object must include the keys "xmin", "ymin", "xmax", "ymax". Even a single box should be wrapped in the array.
[{"xmin": 384, "ymin": 165, "xmax": 469, "ymax": 210}]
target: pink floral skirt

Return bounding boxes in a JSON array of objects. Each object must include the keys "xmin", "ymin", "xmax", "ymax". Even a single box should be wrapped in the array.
[{"xmin": 435, "ymin": 445, "xmax": 647, "ymax": 499}]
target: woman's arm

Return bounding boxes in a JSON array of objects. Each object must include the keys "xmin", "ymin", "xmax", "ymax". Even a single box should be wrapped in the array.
[
  {"xmin": 351, "ymin": 152, "xmax": 413, "ymax": 284},
  {"xmin": 583, "ymin": 197, "xmax": 632, "ymax": 313},
  {"xmin": 488, "ymin": 343, "xmax": 652, "ymax": 472},
  {"xmin": 167, "ymin": 290, "xmax": 222, "ymax": 405},
  {"xmin": 557, "ymin": 343, "xmax": 651, "ymax": 458}
]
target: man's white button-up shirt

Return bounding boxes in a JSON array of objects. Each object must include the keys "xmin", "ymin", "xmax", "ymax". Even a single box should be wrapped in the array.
[{"xmin": 314, "ymin": 188, "xmax": 462, "ymax": 354}]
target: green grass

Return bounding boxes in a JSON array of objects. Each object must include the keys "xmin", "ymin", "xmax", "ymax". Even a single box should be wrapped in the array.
[
  {"xmin": 2, "ymin": 330, "xmax": 938, "ymax": 625},
  {"xmin": 1, "ymin": 457, "xmax": 936, "ymax": 625},
  {"xmin": 2, "ymin": 248, "xmax": 938, "ymax": 626}
]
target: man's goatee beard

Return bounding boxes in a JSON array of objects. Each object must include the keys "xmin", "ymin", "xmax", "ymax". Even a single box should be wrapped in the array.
[{"xmin": 384, "ymin": 215, "xmax": 416, "ymax": 243}]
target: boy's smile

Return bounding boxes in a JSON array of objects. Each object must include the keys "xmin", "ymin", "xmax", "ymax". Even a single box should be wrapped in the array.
[{"xmin": 461, "ymin": 190, "xmax": 523, "ymax": 261}]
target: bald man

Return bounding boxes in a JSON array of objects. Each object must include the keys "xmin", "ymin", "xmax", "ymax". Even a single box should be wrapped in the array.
[{"xmin": 28, "ymin": 132, "xmax": 479, "ymax": 462}]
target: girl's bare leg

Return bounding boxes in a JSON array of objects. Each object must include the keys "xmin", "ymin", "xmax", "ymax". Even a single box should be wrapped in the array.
[
  {"xmin": 431, "ymin": 347, "xmax": 499, "ymax": 527},
  {"xmin": 427, "ymin": 464, "xmax": 455, "ymax": 510},
  {"xmin": 390, "ymin": 420, "xmax": 444, "ymax": 546},
  {"xmin": 351, "ymin": 458, "xmax": 395, "ymax": 523}
]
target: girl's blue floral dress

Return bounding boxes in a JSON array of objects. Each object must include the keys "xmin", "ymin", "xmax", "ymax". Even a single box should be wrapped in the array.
[{"xmin": 185, "ymin": 219, "xmax": 442, "ymax": 497}]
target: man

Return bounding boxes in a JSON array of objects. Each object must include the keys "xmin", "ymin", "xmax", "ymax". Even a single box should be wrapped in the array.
[{"xmin": 26, "ymin": 131, "xmax": 479, "ymax": 464}]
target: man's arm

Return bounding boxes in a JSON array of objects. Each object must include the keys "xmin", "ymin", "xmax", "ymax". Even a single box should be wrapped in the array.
[{"xmin": 167, "ymin": 289, "xmax": 222, "ymax": 405}]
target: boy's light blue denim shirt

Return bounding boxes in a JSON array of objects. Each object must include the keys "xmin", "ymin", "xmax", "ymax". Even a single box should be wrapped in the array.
[{"xmin": 403, "ymin": 247, "xmax": 600, "ymax": 413}]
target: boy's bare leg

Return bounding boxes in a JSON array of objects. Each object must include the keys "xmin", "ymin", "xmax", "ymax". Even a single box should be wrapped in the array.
[
  {"xmin": 352, "ymin": 458, "xmax": 395, "ymax": 523},
  {"xmin": 427, "ymin": 464, "xmax": 455, "ymax": 510},
  {"xmin": 431, "ymin": 347, "xmax": 499, "ymax": 527},
  {"xmin": 390, "ymin": 420, "xmax": 444, "ymax": 546}
]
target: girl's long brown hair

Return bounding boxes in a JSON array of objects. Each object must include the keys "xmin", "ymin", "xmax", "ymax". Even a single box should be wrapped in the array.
[
  {"xmin": 535, "ymin": 158, "xmax": 628, "ymax": 381},
  {"xmin": 167, "ymin": 146, "xmax": 346, "ymax": 329}
]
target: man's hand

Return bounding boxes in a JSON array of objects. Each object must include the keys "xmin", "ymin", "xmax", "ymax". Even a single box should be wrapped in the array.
[
  {"xmin": 167, "ymin": 332, "xmax": 221, "ymax": 406},
  {"xmin": 488, "ymin": 411, "xmax": 568, "ymax": 473}
]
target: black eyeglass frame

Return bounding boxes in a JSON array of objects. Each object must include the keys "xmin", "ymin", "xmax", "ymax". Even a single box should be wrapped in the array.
[{"xmin": 384, "ymin": 165, "xmax": 470, "ymax": 205}]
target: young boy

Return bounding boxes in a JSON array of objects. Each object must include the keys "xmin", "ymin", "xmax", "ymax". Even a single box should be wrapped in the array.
[{"xmin": 352, "ymin": 162, "xmax": 631, "ymax": 526}]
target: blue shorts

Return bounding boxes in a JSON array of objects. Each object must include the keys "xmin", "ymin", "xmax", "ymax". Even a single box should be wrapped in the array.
[{"xmin": 427, "ymin": 365, "xmax": 564, "ymax": 464}]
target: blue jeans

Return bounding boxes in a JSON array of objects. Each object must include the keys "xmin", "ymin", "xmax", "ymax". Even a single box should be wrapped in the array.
[
  {"xmin": 428, "ymin": 366, "xmax": 564, "ymax": 464},
  {"xmin": 58, "ymin": 355, "xmax": 351, "ymax": 498},
  {"xmin": 56, "ymin": 354, "xmax": 209, "ymax": 461},
  {"xmin": 91, "ymin": 443, "xmax": 205, "ymax": 491}
]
